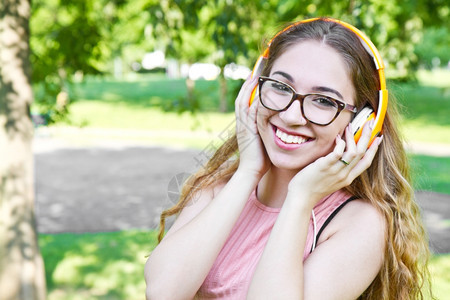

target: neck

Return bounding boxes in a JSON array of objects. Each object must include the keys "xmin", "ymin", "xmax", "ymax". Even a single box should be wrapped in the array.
[{"xmin": 257, "ymin": 165, "xmax": 299, "ymax": 208}]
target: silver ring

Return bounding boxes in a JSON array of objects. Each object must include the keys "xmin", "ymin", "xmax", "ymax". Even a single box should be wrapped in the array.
[{"xmin": 340, "ymin": 159, "xmax": 349, "ymax": 166}]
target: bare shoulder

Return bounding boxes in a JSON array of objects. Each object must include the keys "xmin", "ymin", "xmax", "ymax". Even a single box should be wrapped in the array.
[
  {"xmin": 318, "ymin": 198, "xmax": 386, "ymax": 244},
  {"xmin": 304, "ymin": 199, "xmax": 387, "ymax": 299},
  {"xmin": 341, "ymin": 199, "xmax": 386, "ymax": 234},
  {"xmin": 341, "ymin": 199, "xmax": 385, "ymax": 225},
  {"xmin": 313, "ymin": 198, "xmax": 387, "ymax": 274}
]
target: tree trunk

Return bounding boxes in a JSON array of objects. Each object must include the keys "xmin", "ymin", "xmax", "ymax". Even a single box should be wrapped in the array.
[
  {"xmin": 219, "ymin": 73, "xmax": 227, "ymax": 112},
  {"xmin": 186, "ymin": 77, "xmax": 195, "ymax": 106},
  {"xmin": 0, "ymin": 0, "xmax": 46, "ymax": 299}
]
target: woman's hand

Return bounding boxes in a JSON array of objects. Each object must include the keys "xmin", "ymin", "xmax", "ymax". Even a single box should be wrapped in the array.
[
  {"xmin": 235, "ymin": 75, "xmax": 270, "ymax": 180},
  {"xmin": 287, "ymin": 120, "xmax": 383, "ymax": 208}
]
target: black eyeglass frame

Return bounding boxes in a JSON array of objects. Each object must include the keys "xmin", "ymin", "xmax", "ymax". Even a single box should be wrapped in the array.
[{"xmin": 258, "ymin": 76, "xmax": 357, "ymax": 126}]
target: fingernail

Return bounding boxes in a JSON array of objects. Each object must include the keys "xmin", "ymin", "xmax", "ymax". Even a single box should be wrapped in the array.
[
  {"xmin": 369, "ymin": 120, "xmax": 375, "ymax": 130},
  {"xmin": 377, "ymin": 135, "xmax": 384, "ymax": 145}
]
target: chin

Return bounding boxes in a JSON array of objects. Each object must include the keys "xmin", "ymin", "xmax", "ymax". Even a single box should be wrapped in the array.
[{"xmin": 266, "ymin": 149, "xmax": 312, "ymax": 171}]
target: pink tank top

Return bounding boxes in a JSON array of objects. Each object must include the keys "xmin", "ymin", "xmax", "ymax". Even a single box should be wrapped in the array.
[{"xmin": 196, "ymin": 189, "xmax": 354, "ymax": 299}]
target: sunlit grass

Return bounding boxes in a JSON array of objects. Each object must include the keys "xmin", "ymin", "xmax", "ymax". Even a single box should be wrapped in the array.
[
  {"xmin": 39, "ymin": 230, "xmax": 449, "ymax": 299},
  {"xmin": 48, "ymin": 102, "xmax": 235, "ymax": 149},
  {"xmin": 409, "ymin": 154, "xmax": 450, "ymax": 194},
  {"xmin": 40, "ymin": 230, "xmax": 157, "ymax": 300},
  {"xmin": 401, "ymin": 122, "xmax": 450, "ymax": 144},
  {"xmin": 429, "ymin": 254, "xmax": 450, "ymax": 300},
  {"xmin": 66, "ymin": 100, "xmax": 235, "ymax": 132},
  {"xmin": 63, "ymin": 97, "xmax": 450, "ymax": 146},
  {"xmin": 416, "ymin": 68, "xmax": 450, "ymax": 88},
  {"xmin": 40, "ymin": 70, "xmax": 450, "ymax": 146},
  {"xmin": 391, "ymin": 79, "xmax": 450, "ymax": 144}
]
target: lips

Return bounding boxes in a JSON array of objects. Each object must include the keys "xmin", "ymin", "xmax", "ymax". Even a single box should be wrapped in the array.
[
  {"xmin": 275, "ymin": 128, "xmax": 308, "ymax": 144},
  {"xmin": 273, "ymin": 125, "xmax": 311, "ymax": 144},
  {"xmin": 272, "ymin": 125, "xmax": 313, "ymax": 150}
]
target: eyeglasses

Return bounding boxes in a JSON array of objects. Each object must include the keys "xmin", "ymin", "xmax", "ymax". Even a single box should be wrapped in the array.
[{"xmin": 258, "ymin": 76, "xmax": 357, "ymax": 126}]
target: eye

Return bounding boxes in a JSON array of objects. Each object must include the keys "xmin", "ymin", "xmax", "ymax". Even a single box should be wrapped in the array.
[
  {"xmin": 310, "ymin": 95, "xmax": 338, "ymax": 108},
  {"xmin": 269, "ymin": 82, "xmax": 291, "ymax": 94}
]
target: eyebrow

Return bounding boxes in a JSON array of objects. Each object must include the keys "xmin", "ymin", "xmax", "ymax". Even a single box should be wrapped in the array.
[
  {"xmin": 272, "ymin": 71, "xmax": 294, "ymax": 82},
  {"xmin": 272, "ymin": 71, "xmax": 344, "ymax": 100},
  {"xmin": 311, "ymin": 86, "xmax": 344, "ymax": 100}
]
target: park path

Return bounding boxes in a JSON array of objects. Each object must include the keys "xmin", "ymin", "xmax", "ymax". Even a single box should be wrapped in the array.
[{"xmin": 33, "ymin": 128, "xmax": 450, "ymax": 254}]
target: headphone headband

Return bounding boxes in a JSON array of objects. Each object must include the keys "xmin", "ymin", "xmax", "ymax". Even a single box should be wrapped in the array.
[
  {"xmin": 262, "ymin": 18, "xmax": 386, "ymax": 89},
  {"xmin": 250, "ymin": 17, "xmax": 388, "ymax": 143}
]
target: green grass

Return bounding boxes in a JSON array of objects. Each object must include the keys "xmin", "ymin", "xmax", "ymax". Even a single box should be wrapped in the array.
[
  {"xmin": 68, "ymin": 74, "xmax": 243, "ymax": 112},
  {"xmin": 417, "ymin": 69, "xmax": 450, "ymax": 88},
  {"xmin": 429, "ymin": 254, "xmax": 450, "ymax": 300},
  {"xmin": 50, "ymin": 103, "xmax": 235, "ymax": 149},
  {"xmin": 66, "ymin": 101, "xmax": 234, "ymax": 131},
  {"xmin": 39, "ymin": 230, "xmax": 449, "ymax": 300},
  {"xmin": 36, "ymin": 70, "xmax": 450, "ymax": 146},
  {"xmin": 410, "ymin": 154, "xmax": 450, "ymax": 194},
  {"xmin": 71, "ymin": 76, "xmax": 221, "ymax": 111},
  {"xmin": 392, "ymin": 69, "xmax": 450, "ymax": 144},
  {"xmin": 39, "ymin": 230, "xmax": 158, "ymax": 300},
  {"xmin": 41, "ymin": 78, "xmax": 450, "ymax": 152},
  {"xmin": 391, "ymin": 81, "xmax": 450, "ymax": 144}
]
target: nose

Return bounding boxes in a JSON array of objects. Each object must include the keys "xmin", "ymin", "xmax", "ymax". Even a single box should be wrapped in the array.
[{"xmin": 278, "ymin": 100, "xmax": 307, "ymax": 125}]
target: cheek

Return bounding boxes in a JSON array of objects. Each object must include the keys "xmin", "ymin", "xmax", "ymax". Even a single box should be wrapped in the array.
[
  {"xmin": 315, "ymin": 121, "xmax": 348, "ymax": 149},
  {"xmin": 256, "ymin": 109, "xmax": 277, "ymax": 147},
  {"xmin": 256, "ymin": 108, "xmax": 274, "ymax": 129},
  {"xmin": 315, "ymin": 129, "xmax": 337, "ymax": 154}
]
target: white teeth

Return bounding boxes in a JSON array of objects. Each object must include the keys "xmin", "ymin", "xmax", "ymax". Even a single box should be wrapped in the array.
[{"xmin": 276, "ymin": 128, "xmax": 308, "ymax": 144}]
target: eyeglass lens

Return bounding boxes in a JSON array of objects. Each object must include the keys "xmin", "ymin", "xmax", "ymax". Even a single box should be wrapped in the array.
[{"xmin": 260, "ymin": 79, "xmax": 340, "ymax": 125}]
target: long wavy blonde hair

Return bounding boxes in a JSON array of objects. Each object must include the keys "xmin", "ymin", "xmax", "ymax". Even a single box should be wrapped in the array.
[{"xmin": 158, "ymin": 19, "xmax": 432, "ymax": 299}]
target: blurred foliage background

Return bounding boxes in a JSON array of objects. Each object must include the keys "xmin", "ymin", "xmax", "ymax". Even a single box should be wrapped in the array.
[
  {"xmin": 29, "ymin": 0, "xmax": 449, "ymax": 299},
  {"xmin": 30, "ymin": 0, "xmax": 449, "ymax": 120}
]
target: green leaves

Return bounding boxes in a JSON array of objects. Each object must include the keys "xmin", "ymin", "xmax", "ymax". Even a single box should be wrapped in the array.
[{"xmin": 29, "ymin": 0, "xmax": 449, "ymax": 120}]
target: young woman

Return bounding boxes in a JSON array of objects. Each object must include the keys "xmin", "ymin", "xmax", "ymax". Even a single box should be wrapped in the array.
[{"xmin": 145, "ymin": 18, "xmax": 431, "ymax": 299}]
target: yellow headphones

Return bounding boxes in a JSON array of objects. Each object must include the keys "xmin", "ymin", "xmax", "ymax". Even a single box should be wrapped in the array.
[{"xmin": 248, "ymin": 17, "xmax": 388, "ymax": 144}]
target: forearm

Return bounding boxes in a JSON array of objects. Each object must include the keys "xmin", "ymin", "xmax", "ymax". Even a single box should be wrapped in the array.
[
  {"xmin": 146, "ymin": 169, "xmax": 258, "ymax": 300},
  {"xmin": 247, "ymin": 193, "xmax": 314, "ymax": 299}
]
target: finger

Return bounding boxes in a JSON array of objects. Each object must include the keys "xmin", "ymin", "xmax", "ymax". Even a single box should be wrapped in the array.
[
  {"xmin": 235, "ymin": 78, "xmax": 253, "ymax": 118},
  {"xmin": 235, "ymin": 75, "xmax": 259, "ymax": 109},
  {"xmin": 236, "ymin": 78, "xmax": 259, "ymax": 126},
  {"xmin": 236, "ymin": 78, "xmax": 260, "ymax": 134},
  {"xmin": 345, "ymin": 123, "xmax": 357, "ymax": 152},
  {"xmin": 356, "ymin": 119, "xmax": 375, "ymax": 152},
  {"xmin": 334, "ymin": 134, "xmax": 346, "ymax": 157},
  {"xmin": 321, "ymin": 135, "xmax": 346, "ymax": 166},
  {"xmin": 341, "ymin": 124, "xmax": 357, "ymax": 164},
  {"xmin": 237, "ymin": 96, "xmax": 258, "ymax": 136},
  {"xmin": 349, "ymin": 135, "xmax": 383, "ymax": 178}
]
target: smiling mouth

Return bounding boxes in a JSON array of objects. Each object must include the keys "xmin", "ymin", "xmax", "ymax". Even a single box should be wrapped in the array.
[{"xmin": 274, "ymin": 127, "xmax": 311, "ymax": 144}]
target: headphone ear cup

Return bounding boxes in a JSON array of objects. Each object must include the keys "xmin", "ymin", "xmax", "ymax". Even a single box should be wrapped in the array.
[{"xmin": 351, "ymin": 106, "xmax": 375, "ymax": 143}]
